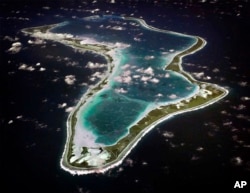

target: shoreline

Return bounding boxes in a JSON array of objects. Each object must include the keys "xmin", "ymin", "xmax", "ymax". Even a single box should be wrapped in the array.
[{"xmin": 21, "ymin": 16, "xmax": 229, "ymax": 175}]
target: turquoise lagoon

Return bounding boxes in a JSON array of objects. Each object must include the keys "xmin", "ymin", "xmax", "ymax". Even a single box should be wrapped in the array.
[{"xmin": 51, "ymin": 15, "xmax": 199, "ymax": 145}]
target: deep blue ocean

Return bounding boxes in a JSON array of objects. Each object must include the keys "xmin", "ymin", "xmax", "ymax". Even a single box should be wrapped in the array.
[{"xmin": 1, "ymin": 1, "xmax": 249, "ymax": 192}]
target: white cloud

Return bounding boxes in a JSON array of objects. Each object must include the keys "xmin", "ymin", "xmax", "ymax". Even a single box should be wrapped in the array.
[
  {"xmin": 114, "ymin": 76, "xmax": 123, "ymax": 83},
  {"xmin": 110, "ymin": 26, "xmax": 126, "ymax": 31},
  {"xmin": 150, "ymin": 78, "xmax": 160, "ymax": 83},
  {"xmin": 192, "ymin": 72, "xmax": 205, "ymax": 79},
  {"xmin": 231, "ymin": 156, "xmax": 243, "ymax": 166},
  {"xmin": 3, "ymin": 36, "xmax": 17, "ymax": 41},
  {"xmin": 240, "ymin": 96, "xmax": 250, "ymax": 101},
  {"xmin": 42, "ymin": 6, "xmax": 51, "ymax": 10},
  {"xmin": 64, "ymin": 75, "xmax": 76, "ymax": 85},
  {"xmin": 16, "ymin": 115, "xmax": 23, "ymax": 119},
  {"xmin": 155, "ymin": 93, "xmax": 163, "ymax": 97},
  {"xmin": 124, "ymin": 158, "xmax": 134, "ymax": 167},
  {"xmin": 115, "ymin": 87, "xmax": 128, "ymax": 94},
  {"xmin": 122, "ymin": 76, "xmax": 132, "ymax": 84},
  {"xmin": 86, "ymin": 61, "xmax": 106, "ymax": 69},
  {"xmin": 114, "ymin": 74, "xmax": 132, "ymax": 84},
  {"xmin": 58, "ymin": 103, "xmax": 67, "ymax": 108},
  {"xmin": 90, "ymin": 77, "xmax": 96, "ymax": 82},
  {"xmin": 144, "ymin": 67, "xmax": 154, "ymax": 75},
  {"xmin": 27, "ymin": 66, "xmax": 35, "ymax": 71},
  {"xmin": 65, "ymin": 107, "xmax": 74, "ymax": 113},
  {"xmin": 238, "ymin": 81, "xmax": 247, "ymax": 87},
  {"xmin": 18, "ymin": 63, "xmax": 28, "ymax": 70},
  {"xmin": 212, "ymin": 68, "xmax": 220, "ymax": 73},
  {"xmin": 18, "ymin": 63, "xmax": 35, "ymax": 71},
  {"xmin": 39, "ymin": 67, "xmax": 46, "ymax": 71},
  {"xmin": 7, "ymin": 42, "xmax": 22, "ymax": 54},
  {"xmin": 123, "ymin": 70, "xmax": 131, "ymax": 76},
  {"xmin": 8, "ymin": 120, "xmax": 14, "ymax": 124},
  {"xmin": 136, "ymin": 67, "xmax": 154, "ymax": 76},
  {"xmin": 133, "ymin": 75, "xmax": 140, "ymax": 79},
  {"xmin": 144, "ymin": 55, "xmax": 155, "ymax": 60},
  {"xmin": 92, "ymin": 71, "xmax": 103, "ymax": 79},
  {"xmin": 28, "ymin": 38, "xmax": 45, "ymax": 45},
  {"xmin": 168, "ymin": 94, "xmax": 177, "ymax": 99},
  {"xmin": 165, "ymin": 73, "xmax": 170, "ymax": 78},
  {"xmin": 141, "ymin": 75, "xmax": 151, "ymax": 82},
  {"xmin": 162, "ymin": 131, "xmax": 174, "ymax": 138}
]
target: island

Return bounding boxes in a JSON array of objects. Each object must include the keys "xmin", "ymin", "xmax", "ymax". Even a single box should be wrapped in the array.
[{"xmin": 22, "ymin": 15, "xmax": 228, "ymax": 175}]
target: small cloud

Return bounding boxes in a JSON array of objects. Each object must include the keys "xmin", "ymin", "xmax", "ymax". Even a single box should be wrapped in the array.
[
  {"xmin": 3, "ymin": 36, "xmax": 16, "ymax": 42},
  {"xmin": 64, "ymin": 75, "xmax": 76, "ymax": 85},
  {"xmin": 66, "ymin": 61, "xmax": 79, "ymax": 67},
  {"xmin": 238, "ymin": 81, "xmax": 247, "ymax": 87},
  {"xmin": 86, "ymin": 61, "xmax": 106, "ymax": 69},
  {"xmin": 18, "ymin": 63, "xmax": 35, "ymax": 71},
  {"xmin": 27, "ymin": 66, "xmax": 35, "ymax": 71},
  {"xmin": 137, "ymin": 67, "xmax": 154, "ymax": 76},
  {"xmin": 155, "ymin": 93, "xmax": 163, "ymax": 97},
  {"xmin": 8, "ymin": 120, "xmax": 14, "ymax": 124},
  {"xmin": 110, "ymin": 26, "xmax": 126, "ymax": 31},
  {"xmin": 18, "ymin": 63, "xmax": 28, "ymax": 70},
  {"xmin": 144, "ymin": 55, "xmax": 155, "ymax": 60},
  {"xmin": 7, "ymin": 42, "xmax": 22, "ymax": 54},
  {"xmin": 196, "ymin": 147, "xmax": 204, "ymax": 152},
  {"xmin": 212, "ymin": 68, "xmax": 220, "ymax": 73},
  {"xmin": 91, "ymin": 71, "xmax": 103, "ymax": 79},
  {"xmin": 168, "ymin": 94, "xmax": 177, "ymax": 99},
  {"xmin": 114, "ymin": 75, "xmax": 132, "ymax": 84},
  {"xmin": 132, "ymin": 75, "xmax": 140, "ymax": 79},
  {"xmin": 124, "ymin": 158, "xmax": 134, "ymax": 167},
  {"xmin": 58, "ymin": 103, "xmax": 67, "ymax": 109},
  {"xmin": 65, "ymin": 107, "xmax": 74, "ymax": 113},
  {"xmin": 28, "ymin": 38, "xmax": 45, "ymax": 45},
  {"xmin": 192, "ymin": 72, "xmax": 205, "ymax": 79},
  {"xmin": 115, "ymin": 87, "xmax": 128, "ymax": 94},
  {"xmin": 122, "ymin": 76, "xmax": 132, "ymax": 84},
  {"xmin": 162, "ymin": 131, "xmax": 174, "ymax": 138},
  {"xmin": 230, "ymin": 156, "xmax": 243, "ymax": 166},
  {"xmin": 42, "ymin": 6, "xmax": 51, "ymax": 10},
  {"xmin": 165, "ymin": 73, "xmax": 170, "ymax": 78},
  {"xmin": 79, "ymin": 82, "xmax": 88, "ymax": 86},
  {"xmin": 240, "ymin": 96, "xmax": 250, "ymax": 101},
  {"xmin": 230, "ymin": 104, "xmax": 246, "ymax": 111},
  {"xmin": 144, "ymin": 67, "xmax": 154, "ymax": 75},
  {"xmin": 150, "ymin": 78, "xmax": 159, "ymax": 83},
  {"xmin": 16, "ymin": 115, "xmax": 23, "ymax": 119},
  {"xmin": 141, "ymin": 75, "xmax": 151, "ymax": 82},
  {"xmin": 39, "ymin": 67, "xmax": 46, "ymax": 71}
]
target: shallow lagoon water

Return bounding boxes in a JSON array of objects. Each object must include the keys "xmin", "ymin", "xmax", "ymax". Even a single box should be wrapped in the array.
[{"xmin": 52, "ymin": 15, "xmax": 199, "ymax": 145}]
